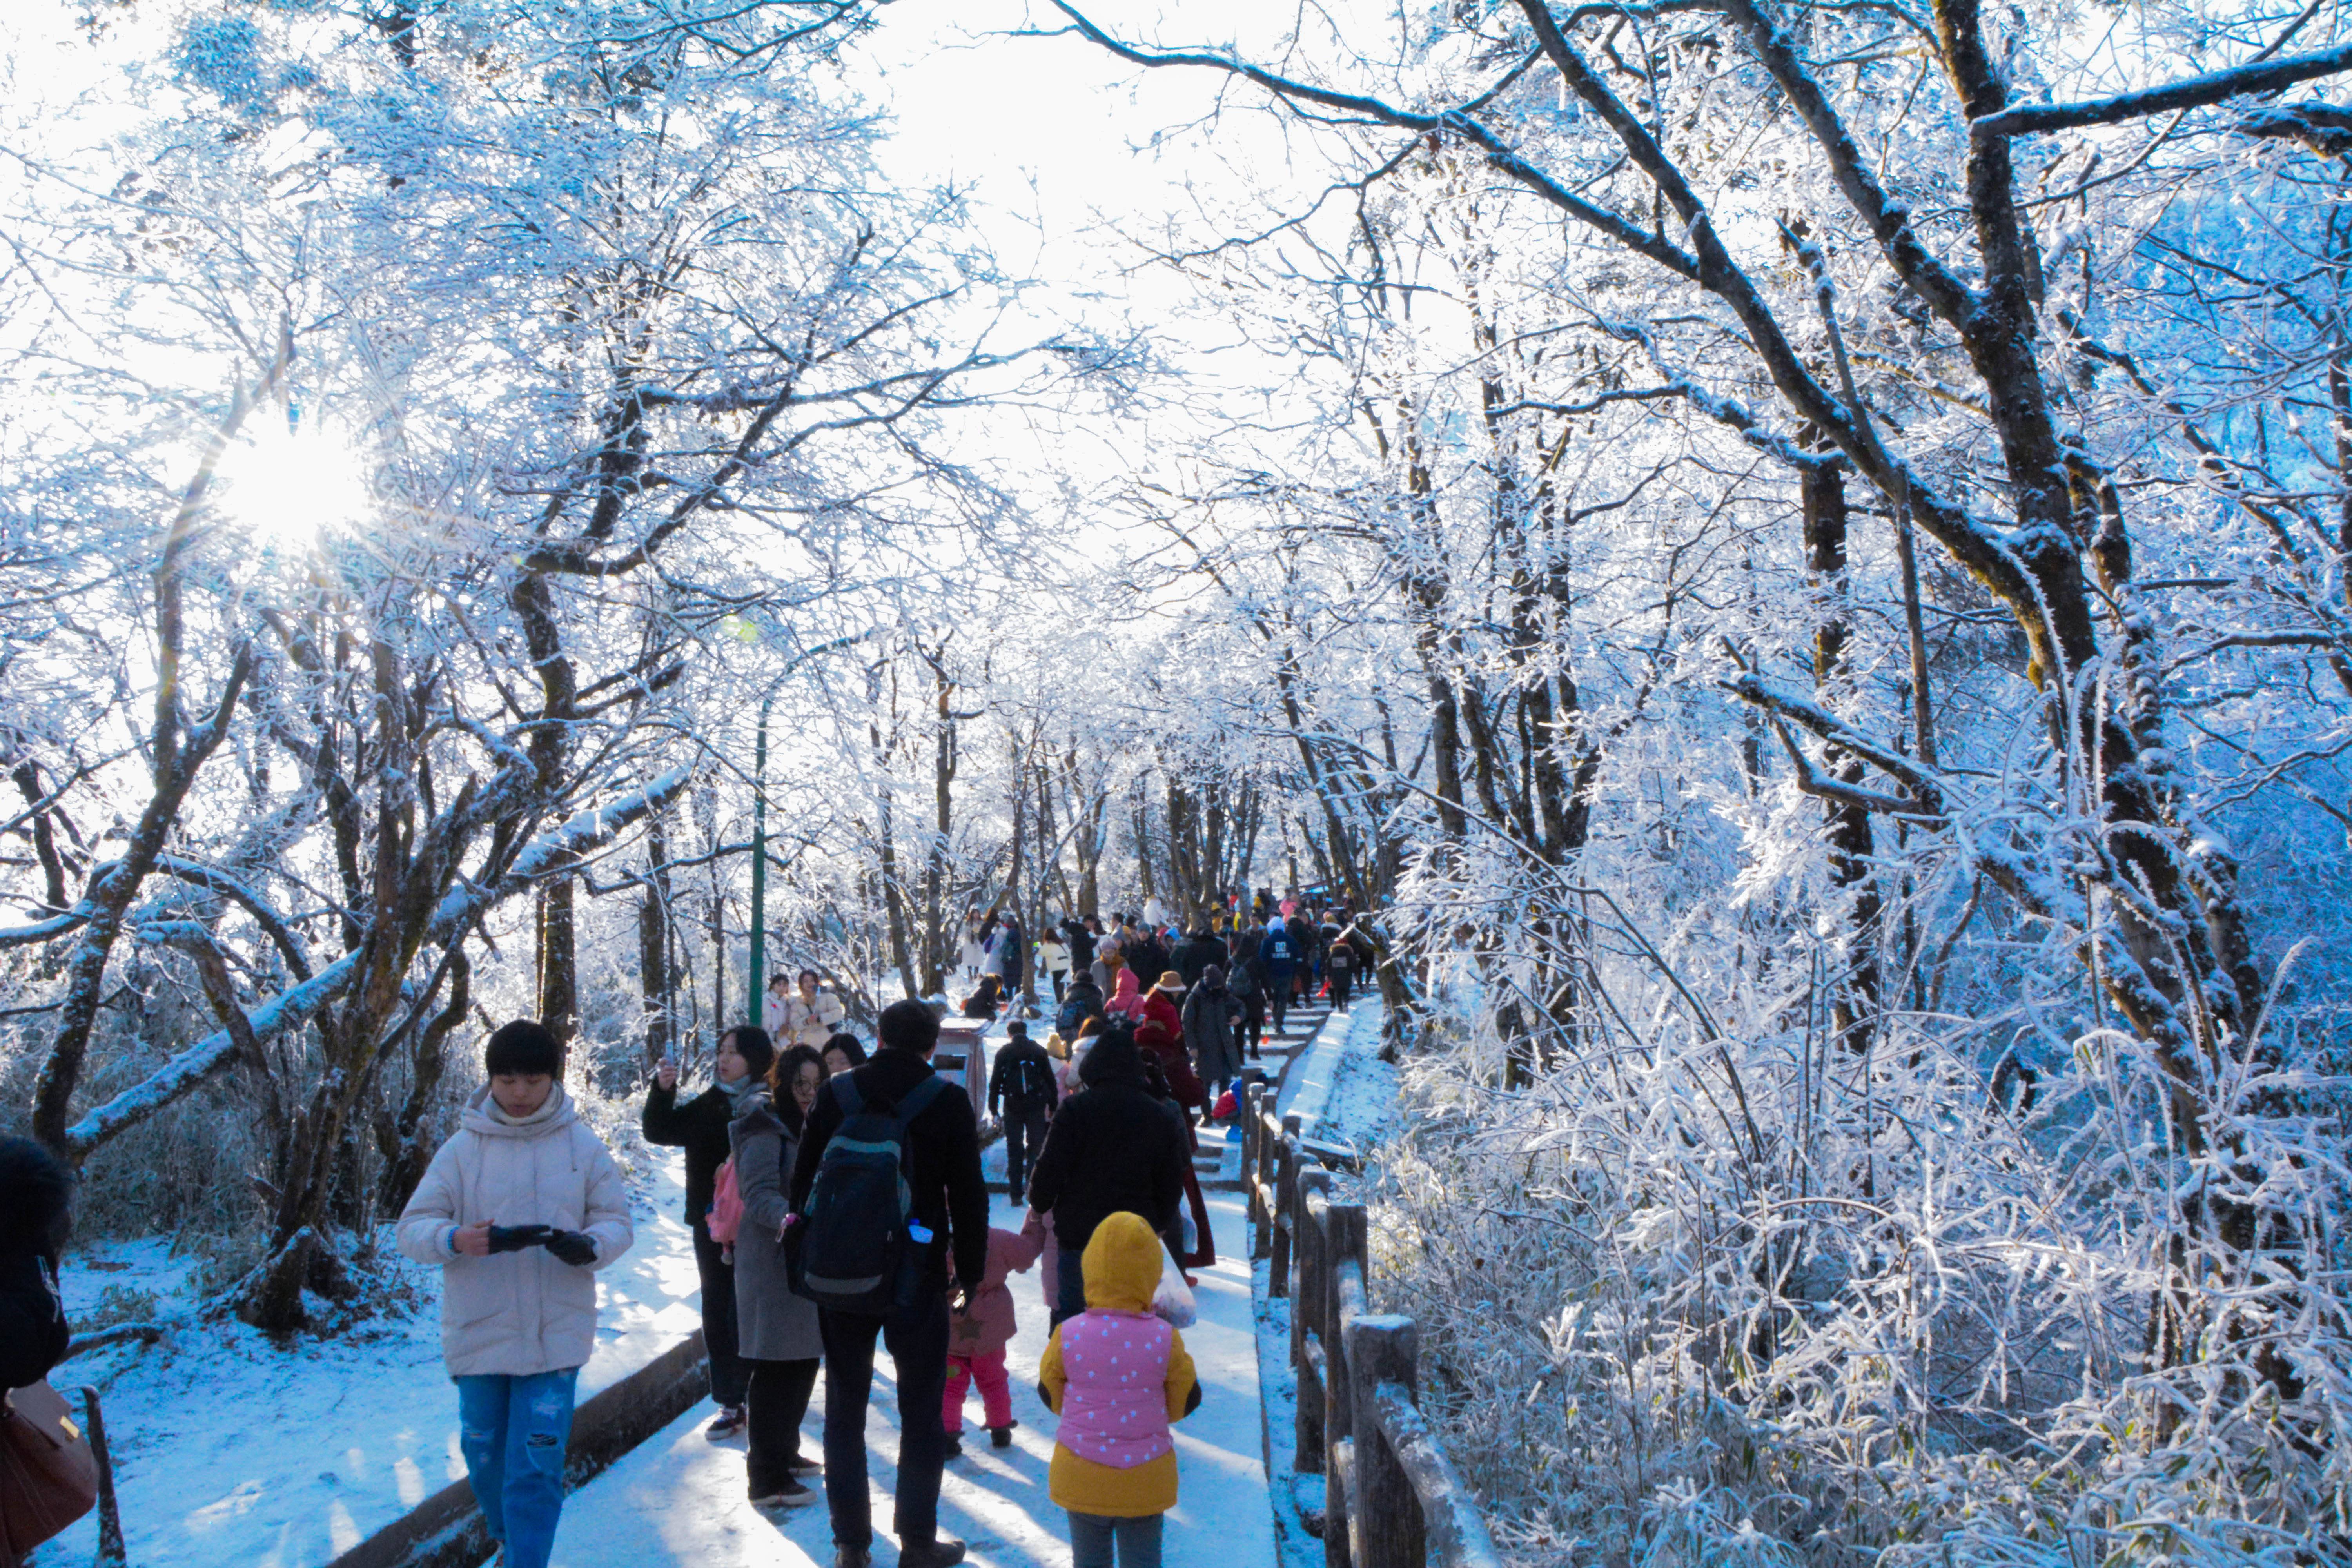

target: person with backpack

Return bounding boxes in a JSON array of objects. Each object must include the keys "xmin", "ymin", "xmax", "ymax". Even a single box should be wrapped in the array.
[
  {"xmin": 1038, "ymin": 1211, "xmax": 1202, "ymax": 1568},
  {"xmin": 789, "ymin": 999, "xmax": 989, "ymax": 1568},
  {"xmin": 394, "ymin": 1022, "xmax": 633, "ymax": 1568},
  {"xmin": 729, "ymin": 1042, "xmax": 828, "ymax": 1510},
  {"xmin": 1323, "ymin": 922, "xmax": 1359, "ymax": 1009},
  {"xmin": 1024, "ymin": 1024, "xmax": 1191, "ymax": 1327},
  {"xmin": 644, "ymin": 1024, "xmax": 773, "ymax": 1439},
  {"xmin": 1258, "ymin": 920, "xmax": 1297, "ymax": 1036},
  {"xmin": 1056, "ymin": 969, "xmax": 1108, "ymax": 1036},
  {"xmin": 987, "ymin": 1020, "xmax": 1061, "ymax": 1202}
]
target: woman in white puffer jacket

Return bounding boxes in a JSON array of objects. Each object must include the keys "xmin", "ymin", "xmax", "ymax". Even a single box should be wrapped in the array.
[{"xmin": 396, "ymin": 1022, "xmax": 633, "ymax": 1568}]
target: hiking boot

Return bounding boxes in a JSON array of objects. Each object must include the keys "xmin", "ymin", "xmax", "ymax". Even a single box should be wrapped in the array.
[
  {"xmin": 836, "ymin": 1548, "xmax": 872, "ymax": 1568},
  {"xmin": 900, "ymin": 1539, "xmax": 967, "ymax": 1568},
  {"xmin": 704, "ymin": 1406, "xmax": 746, "ymax": 1441},
  {"xmin": 941, "ymin": 1433, "xmax": 963, "ymax": 1459},
  {"xmin": 989, "ymin": 1422, "xmax": 1017, "ymax": 1448},
  {"xmin": 751, "ymin": 1479, "xmax": 818, "ymax": 1509}
]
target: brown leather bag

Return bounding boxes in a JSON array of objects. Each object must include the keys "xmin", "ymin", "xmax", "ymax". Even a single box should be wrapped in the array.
[{"xmin": 0, "ymin": 1380, "xmax": 97, "ymax": 1566}]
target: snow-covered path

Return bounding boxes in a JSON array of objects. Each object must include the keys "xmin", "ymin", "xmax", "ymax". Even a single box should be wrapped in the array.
[{"xmin": 552, "ymin": 1192, "xmax": 1274, "ymax": 1568}]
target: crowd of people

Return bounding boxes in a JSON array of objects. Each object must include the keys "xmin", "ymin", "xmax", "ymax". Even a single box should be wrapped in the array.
[{"xmin": 0, "ymin": 906, "xmax": 1367, "ymax": 1568}]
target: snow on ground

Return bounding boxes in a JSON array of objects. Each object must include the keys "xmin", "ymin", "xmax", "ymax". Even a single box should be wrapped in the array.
[
  {"xmin": 1274, "ymin": 1001, "xmax": 1396, "ymax": 1152},
  {"xmin": 555, "ymin": 1192, "xmax": 1275, "ymax": 1568},
  {"xmin": 31, "ymin": 1148, "xmax": 706, "ymax": 1568}
]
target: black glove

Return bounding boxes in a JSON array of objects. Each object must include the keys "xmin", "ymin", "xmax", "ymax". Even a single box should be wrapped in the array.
[
  {"xmin": 487, "ymin": 1224, "xmax": 555, "ymax": 1254},
  {"xmin": 543, "ymin": 1229, "xmax": 598, "ymax": 1267}
]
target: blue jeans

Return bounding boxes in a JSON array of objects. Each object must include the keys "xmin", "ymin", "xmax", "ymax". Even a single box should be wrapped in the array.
[{"xmin": 455, "ymin": 1368, "xmax": 577, "ymax": 1568}]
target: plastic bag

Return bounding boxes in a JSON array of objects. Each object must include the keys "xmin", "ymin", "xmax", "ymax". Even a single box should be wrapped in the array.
[
  {"xmin": 1180, "ymin": 1196, "xmax": 1198, "ymax": 1258},
  {"xmin": 1151, "ymin": 1247, "xmax": 1198, "ymax": 1328},
  {"xmin": 706, "ymin": 1157, "xmax": 743, "ymax": 1249}
]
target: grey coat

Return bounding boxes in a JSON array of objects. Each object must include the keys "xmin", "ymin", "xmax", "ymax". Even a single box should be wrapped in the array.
[
  {"xmin": 1183, "ymin": 982, "xmax": 1244, "ymax": 1089},
  {"xmin": 729, "ymin": 1097, "xmax": 823, "ymax": 1362}
]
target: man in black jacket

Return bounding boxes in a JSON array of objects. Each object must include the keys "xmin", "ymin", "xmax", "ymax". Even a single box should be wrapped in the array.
[
  {"xmin": 791, "ymin": 1000, "xmax": 987, "ymax": 1568},
  {"xmin": 1025, "ymin": 1025, "xmax": 1190, "ymax": 1327},
  {"xmin": 1061, "ymin": 914, "xmax": 1096, "ymax": 976},
  {"xmin": 1172, "ymin": 925, "xmax": 1225, "ymax": 991},
  {"xmin": 985, "ymin": 1021, "xmax": 1060, "ymax": 1201}
]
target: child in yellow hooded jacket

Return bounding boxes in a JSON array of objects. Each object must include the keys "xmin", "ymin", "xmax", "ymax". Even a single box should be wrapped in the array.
[{"xmin": 1036, "ymin": 1211, "xmax": 1201, "ymax": 1568}]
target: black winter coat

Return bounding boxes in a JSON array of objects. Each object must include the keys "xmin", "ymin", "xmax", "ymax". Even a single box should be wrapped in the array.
[
  {"xmin": 791, "ymin": 1048, "xmax": 990, "ymax": 1292},
  {"xmin": 1025, "ymin": 1042, "xmax": 1191, "ymax": 1253},
  {"xmin": 643, "ymin": 1081, "xmax": 736, "ymax": 1228},
  {"xmin": 1125, "ymin": 935, "xmax": 1170, "ymax": 991},
  {"xmin": 989, "ymin": 1038, "xmax": 1061, "ymax": 1117},
  {"xmin": 1172, "ymin": 933, "xmax": 1225, "ymax": 991},
  {"xmin": 0, "ymin": 1246, "xmax": 69, "ymax": 1390},
  {"xmin": 1063, "ymin": 920, "xmax": 1098, "ymax": 973}
]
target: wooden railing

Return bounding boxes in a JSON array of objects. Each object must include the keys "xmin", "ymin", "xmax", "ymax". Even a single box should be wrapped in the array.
[{"xmin": 1240, "ymin": 1085, "xmax": 1505, "ymax": 1568}]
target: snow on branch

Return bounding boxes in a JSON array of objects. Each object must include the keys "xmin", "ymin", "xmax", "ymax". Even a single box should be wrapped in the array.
[
  {"xmin": 1975, "ymin": 40, "xmax": 2352, "ymax": 137},
  {"xmin": 62, "ymin": 765, "xmax": 693, "ymax": 1158}
]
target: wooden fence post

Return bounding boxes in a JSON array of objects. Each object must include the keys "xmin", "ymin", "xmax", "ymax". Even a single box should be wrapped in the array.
[
  {"xmin": 1270, "ymin": 1114, "xmax": 1302, "ymax": 1294},
  {"xmin": 1293, "ymin": 1169, "xmax": 1332, "ymax": 1475},
  {"xmin": 1241, "ymin": 1083, "xmax": 1263, "ymax": 1198},
  {"xmin": 1324, "ymin": 1202, "xmax": 1367, "ymax": 1568},
  {"xmin": 1346, "ymin": 1316, "xmax": 1424, "ymax": 1568}
]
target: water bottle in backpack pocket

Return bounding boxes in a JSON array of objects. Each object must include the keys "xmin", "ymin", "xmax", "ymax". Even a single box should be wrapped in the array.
[{"xmin": 791, "ymin": 1074, "xmax": 950, "ymax": 1315}]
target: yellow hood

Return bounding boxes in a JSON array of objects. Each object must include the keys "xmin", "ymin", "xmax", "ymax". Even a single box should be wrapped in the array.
[{"xmin": 1080, "ymin": 1212, "xmax": 1163, "ymax": 1313}]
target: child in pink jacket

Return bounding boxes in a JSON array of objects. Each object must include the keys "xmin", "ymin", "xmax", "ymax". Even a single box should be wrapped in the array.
[{"xmin": 943, "ymin": 1215, "xmax": 1047, "ymax": 1454}]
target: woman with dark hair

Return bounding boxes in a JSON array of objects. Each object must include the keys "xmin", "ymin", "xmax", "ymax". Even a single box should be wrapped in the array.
[
  {"xmin": 0, "ymin": 1135, "xmax": 74, "ymax": 1392},
  {"xmin": 820, "ymin": 1031, "xmax": 867, "ymax": 1076},
  {"xmin": 727, "ymin": 1042, "xmax": 827, "ymax": 1509},
  {"xmin": 645, "ymin": 1024, "xmax": 776, "ymax": 1440}
]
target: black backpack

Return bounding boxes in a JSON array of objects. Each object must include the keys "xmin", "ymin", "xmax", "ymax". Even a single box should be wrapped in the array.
[
  {"xmin": 1008, "ymin": 1048, "xmax": 1057, "ymax": 1110},
  {"xmin": 793, "ymin": 1073, "xmax": 950, "ymax": 1314}
]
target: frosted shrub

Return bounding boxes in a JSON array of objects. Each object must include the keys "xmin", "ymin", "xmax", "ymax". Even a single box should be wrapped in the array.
[{"xmin": 1367, "ymin": 964, "xmax": 2352, "ymax": 1566}]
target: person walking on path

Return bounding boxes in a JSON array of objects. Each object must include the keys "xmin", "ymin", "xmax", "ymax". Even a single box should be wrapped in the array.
[
  {"xmin": 1258, "ymin": 920, "xmax": 1298, "ymax": 1036},
  {"xmin": 1136, "ymin": 973, "xmax": 1206, "ymax": 1121},
  {"xmin": 1182, "ymin": 965, "xmax": 1244, "ymax": 1114},
  {"xmin": 941, "ymin": 1219, "xmax": 1046, "ymax": 1455},
  {"xmin": 789, "ymin": 1000, "xmax": 989, "ymax": 1568},
  {"xmin": 1056, "ymin": 968, "xmax": 1108, "ymax": 1036},
  {"xmin": 958, "ymin": 909, "xmax": 987, "ymax": 984},
  {"xmin": 1062, "ymin": 915, "xmax": 1097, "ymax": 983},
  {"xmin": 1323, "ymin": 923, "xmax": 1358, "ymax": 1009},
  {"xmin": 995, "ymin": 910, "xmax": 1027, "ymax": 997},
  {"xmin": 730, "ymin": 1043, "xmax": 829, "ymax": 1510},
  {"xmin": 1038, "ymin": 1211, "xmax": 1202, "ymax": 1568},
  {"xmin": 1225, "ymin": 931, "xmax": 1267, "ymax": 1062},
  {"xmin": 644, "ymin": 1024, "xmax": 771, "ymax": 1439},
  {"xmin": 987, "ymin": 1020, "xmax": 1061, "ymax": 1202},
  {"xmin": 396, "ymin": 1022, "xmax": 633, "ymax": 1568},
  {"xmin": 1285, "ymin": 909, "xmax": 1316, "ymax": 1003},
  {"xmin": 1103, "ymin": 962, "xmax": 1147, "ymax": 1025},
  {"xmin": 1024, "ymin": 1025, "xmax": 1191, "ymax": 1327},
  {"xmin": 1122, "ymin": 924, "xmax": 1169, "ymax": 1007},
  {"xmin": 781, "ymin": 970, "xmax": 848, "ymax": 1050},
  {"xmin": 1172, "ymin": 925, "xmax": 1223, "ymax": 992},
  {"xmin": 0, "ymin": 1136, "xmax": 73, "ymax": 1395},
  {"xmin": 1038, "ymin": 925, "xmax": 1071, "ymax": 1004}
]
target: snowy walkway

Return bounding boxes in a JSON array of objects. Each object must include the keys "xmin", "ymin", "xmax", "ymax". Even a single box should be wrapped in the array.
[{"xmin": 554, "ymin": 1192, "xmax": 1274, "ymax": 1568}]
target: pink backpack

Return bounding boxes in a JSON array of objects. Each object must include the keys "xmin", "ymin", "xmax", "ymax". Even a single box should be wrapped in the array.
[{"xmin": 706, "ymin": 1157, "xmax": 744, "ymax": 1254}]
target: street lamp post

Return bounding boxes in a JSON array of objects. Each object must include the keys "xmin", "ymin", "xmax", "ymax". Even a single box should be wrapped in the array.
[{"xmin": 748, "ymin": 693, "xmax": 772, "ymax": 1027}]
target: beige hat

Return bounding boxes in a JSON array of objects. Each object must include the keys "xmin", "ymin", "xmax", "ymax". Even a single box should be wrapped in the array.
[{"xmin": 1154, "ymin": 971, "xmax": 1186, "ymax": 995}]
